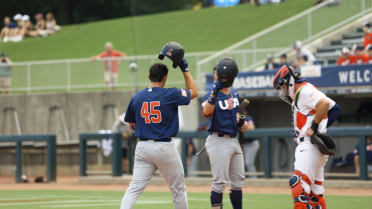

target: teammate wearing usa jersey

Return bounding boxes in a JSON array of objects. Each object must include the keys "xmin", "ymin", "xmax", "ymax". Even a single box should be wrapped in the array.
[
  {"xmin": 201, "ymin": 58, "xmax": 249, "ymax": 209},
  {"xmin": 273, "ymin": 65, "xmax": 340, "ymax": 209},
  {"xmin": 119, "ymin": 56, "xmax": 197, "ymax": 209}
]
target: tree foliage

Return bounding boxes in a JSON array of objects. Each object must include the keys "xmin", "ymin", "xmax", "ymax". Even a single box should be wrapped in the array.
[{"xmin": 0, "ymin": 0, "xmax": 191, "ymax": 25}]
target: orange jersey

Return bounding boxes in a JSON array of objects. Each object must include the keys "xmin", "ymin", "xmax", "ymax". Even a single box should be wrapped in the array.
[
  {"xmin": 366, "ymin": 55, "xmax": 372, "ymax": 64},
  {"xmin": 349, "ymin": 55, "xmax": 358, "ymax": 64},
  {"xmin": 337, "ymin": 56, "xmax": 351, "ymax": 65},
  {"xmin": 364, "ymin": 32, "xmax": 372, "ymax": 49},
  {"xmin": 99, "ymin": 50, "xmax": 124, "ymax": 73},
  {"xmin": 361, "ymin": 54, "xmax": 370, "ymax": 63}
]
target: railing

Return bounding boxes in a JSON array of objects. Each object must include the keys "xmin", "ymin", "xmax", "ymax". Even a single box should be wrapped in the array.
[
  {"xmin": 0, "ymin": 135, "xmax": 57, "ymax": 182},
  {"xmin": 7, "ymin": 48, "xmax": 284, "ymax": 93},
  {"xmin": 197, "ymin": 0, "xmax": 372, "ymax": 82},
  {"xmin": 179, "ymin": 127, "xmax": 372, "ymax": 180},
  {"xmin": 78, "ymin": 127, "xmax": 372, "ymax": 180}
]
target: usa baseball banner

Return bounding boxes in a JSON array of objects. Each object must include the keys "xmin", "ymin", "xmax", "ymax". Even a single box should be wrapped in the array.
[{"xmin": 205, "ymin": 64, "xmax": 372, "ymax": 91}]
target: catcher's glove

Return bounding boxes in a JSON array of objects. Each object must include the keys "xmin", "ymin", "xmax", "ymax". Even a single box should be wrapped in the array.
[{"xmin": 310, "ymin": 133, "xmax": 336, "ymax": 155}]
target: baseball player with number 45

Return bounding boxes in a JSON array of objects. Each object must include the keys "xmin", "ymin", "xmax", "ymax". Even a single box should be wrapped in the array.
[
  {"xmin": 273, "ymin": 65, "xmax": 340, "ymax": 209},
  {"xmin": 201, "ymin": 58, "xmax": 250, "ymax": 209},
  {"xmin": 119, "ymin": 42, "xmax": 197, "ymax": 209}
]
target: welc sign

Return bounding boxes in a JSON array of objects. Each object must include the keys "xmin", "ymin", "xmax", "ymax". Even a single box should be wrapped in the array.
[
  {"xmin": 338, "ymin": 68, "xmax": 372, "ymax": 84},
  {"xmin": 205, "ymin": 64, "xmax": 372, "ymax": 91}
]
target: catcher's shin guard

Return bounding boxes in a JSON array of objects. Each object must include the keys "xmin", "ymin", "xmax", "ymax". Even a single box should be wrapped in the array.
[
  {"xmin": 311, "ymin": 188, "xmax": 326, "ymax": 209},
  {"xmin": 289, "ymin": 170, "xmax": 313, "ymax": 209}
]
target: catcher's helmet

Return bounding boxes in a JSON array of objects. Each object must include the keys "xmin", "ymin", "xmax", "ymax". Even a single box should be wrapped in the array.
[
  {"xmin": 216, "ymin": 57, "xmax": 239, "ymax": 88},
  {"xmin": 158, "ymin": 42, "xmax": 185, "ymax": 68},
  {"xmin": 272, "ymin": 65, "xmax": 300, "ymax": 89}
]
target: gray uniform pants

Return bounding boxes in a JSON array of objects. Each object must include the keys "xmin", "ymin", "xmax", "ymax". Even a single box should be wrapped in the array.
[
  {"xmin": 205, "ymin": 134, "xmax": 245, "ymax": 193},
  {"xmin": 120, "ymin": 140, "xmax": 188, "ymax": 209}
]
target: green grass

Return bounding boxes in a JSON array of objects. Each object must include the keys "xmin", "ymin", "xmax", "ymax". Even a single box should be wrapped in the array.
[
  {"xmin": 0, "ymin": 0, "xmax": 314, "ymax": 62},
  {"xmin": 2, "ymin": 0, "xmax": 314, "ymax": 93},
  {"xmin": 0, "ymin": 190, "xmax": 371, "ymax": 209}
]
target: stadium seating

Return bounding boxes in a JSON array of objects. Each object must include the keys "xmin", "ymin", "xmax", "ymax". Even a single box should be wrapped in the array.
[{"xmin": 315, "ymin": 27, "xmax": 365, "ymax": 66}]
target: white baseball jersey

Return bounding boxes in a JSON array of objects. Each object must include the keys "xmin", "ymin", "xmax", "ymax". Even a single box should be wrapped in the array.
[{"xmin": 292, "ymin": 83, "xmax": 335, "ymax": 144}]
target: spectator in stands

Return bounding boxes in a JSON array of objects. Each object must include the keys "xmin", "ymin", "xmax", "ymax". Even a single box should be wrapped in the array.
[
  {"xmin": 264, "ymin": 53, "xmax": 279, "ymax": 70},
  {"xmin": 301, "ymin": 55, "xmax": 312, "ymax": 66},
  {"xmin": 0, "ymin": 17, "xmax": 17, "ymax": 42},
  {"xmin": 91, "ymin": 42, "xmax": 126, "ymax": 91},
  {"xmin": 351, "ymin": 46, "xmax": 369, "ymax": 64},
  {"xmin": 353, "ymin": 136, "xmax": 372, "ymax": 174},
  {"xmin": 240, "ymin": 114, "xmax": 259, "ymax": 178},
  {"xmin": 35, "ymin": 13, "xmax": 49, "ymax": 37},
  {"xmin": 11, "ymin": 14, "xmax": 23, "ymax": 42},
  {"xmin": 21, "ymin": 15, "xmax": 38, "ymax": 38},
  {"xmin": 366, "ymin": 46, "xmax": 372, "ymax": 64},
  {"xmin": 46, "ymin": 13, "xmax": 61, "ymax": 34},
  {"xmin": 0, "ymin": 53, "xmax": 12, "ymax": 95},
  {"xmin": 337, "ymin": 47, "xmax": 352, "ymax": 66},
  {"xmin": 363, "ymin": 22, "xmax": 372, "ymax": 50},
  {"xmin": 278, "ymin": 53, "xmax": 289, "ymax": 67},
  {"xmin": 293, "ymin": 40, "xmax": 316, "ymax": 64}
]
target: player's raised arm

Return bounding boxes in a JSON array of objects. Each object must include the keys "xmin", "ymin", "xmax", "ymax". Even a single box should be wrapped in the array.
[
  {"xmin": 178, "ymin": 59, "xmax": 198, "ymax": 99},
  {"xmin": 202, "ymin": 81, "xmax": 223, "ymax": 117}
]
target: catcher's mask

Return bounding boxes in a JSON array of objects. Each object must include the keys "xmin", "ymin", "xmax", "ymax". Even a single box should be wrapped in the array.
[
  {"xmin": 158, "ymin": 42, "xmax": 185, "ymax": 68},
  {"xmin": 216, "ymin": 57, "xmax": 239, "ymax": 88},
  {"xmin": 272, "ymin": 65, "xmax": 301, "ymax": 104}
]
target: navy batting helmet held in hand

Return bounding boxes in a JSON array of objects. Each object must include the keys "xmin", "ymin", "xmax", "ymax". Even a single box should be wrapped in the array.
[
  {"xmin": 158, "ymin": 42, "xmax": 185, "ymax": 68},
  {"xmin": 216, "ymin": 57, "xmax": 239, "ymax": 88}
]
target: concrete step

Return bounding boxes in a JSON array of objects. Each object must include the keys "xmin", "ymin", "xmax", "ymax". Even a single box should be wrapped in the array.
[
  {"xmin": 315, "ymin": 51, "xmax": 340, "ymax": 58},
  {"xmin": 342, "ymin": 33, "xmax": 363, "ymax": 40}
]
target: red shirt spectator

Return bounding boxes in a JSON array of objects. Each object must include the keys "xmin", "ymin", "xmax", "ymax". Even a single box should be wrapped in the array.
[
  {"xmin": 99, "ymin": 50, "xmax": 124, "ymax": 73},
  {"xmin": 361, "ymin": 53, "xmax": 369, "ymax": 63},
  {"xmin": 351, "ymin": 46, "xmax": 367, "ymax": 64},
  {"xmin": 91, "ymin": 42, "xmax": 126, "ymax": 91},
  {"xmin": 367, "ymin": 46, "xmax": 372, "ymax": 64},
  {"xmin": 91, "ymin": 42, "xmax": 126, "ymax": 73},
  {"xmin": 363, "ymin": 33, "xmax": 372, "ymax": 49},
  {"xmin": 363, "ymin": 23, "xmax": 372, "ymax": 49},
  {"xmin": 337, "ymin": 47, "xmax": 352, "ymax": 65}
]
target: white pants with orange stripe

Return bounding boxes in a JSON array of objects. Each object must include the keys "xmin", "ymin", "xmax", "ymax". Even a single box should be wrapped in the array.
[{"xmin": 294, "ymin": 139, "xmax": 328, "ymax": 195}]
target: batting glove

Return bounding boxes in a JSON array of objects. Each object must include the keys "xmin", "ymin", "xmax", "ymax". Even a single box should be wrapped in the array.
[
  {"xmin": 212, "ymin": 80, "xmax": 223, "ymax": 96},
  {"xmin": 179, "ymin": 58, "xmax": 189, "ymax": 72}
]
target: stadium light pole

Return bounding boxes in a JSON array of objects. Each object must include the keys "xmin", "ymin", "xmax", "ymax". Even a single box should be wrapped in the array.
[
  {"xmin": 130, "ymin": 0, "xmax": 138, "ymax": 56},
  {"xmin": 129, "ymin": 0, "xmax": 138, "ymax": 96}
]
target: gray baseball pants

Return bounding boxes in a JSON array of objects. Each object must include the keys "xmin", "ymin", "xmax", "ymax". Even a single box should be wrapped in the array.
[
  {"xmin": 205, "ymin": 134, "xmax": 245, "ymax": 193},
  {"xmin": 120, "ymin": 140, "xmax": 188, "ymax": 209}
]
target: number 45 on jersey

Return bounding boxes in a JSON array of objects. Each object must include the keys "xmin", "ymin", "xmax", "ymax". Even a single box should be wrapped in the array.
[{"xmin": 141, "ymin": 101, "xmax": 162, "ymax": 124}]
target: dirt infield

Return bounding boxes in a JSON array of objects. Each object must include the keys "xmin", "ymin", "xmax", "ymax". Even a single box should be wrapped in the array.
[{"xmin": 0, "ymin": 176, "xmax": 371, "ymax": 196}]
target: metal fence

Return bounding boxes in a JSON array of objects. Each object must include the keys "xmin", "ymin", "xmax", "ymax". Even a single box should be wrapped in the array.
[
  {"xmin": 5, "ymin": 0, "xmax": 372, "ymax": 94},
  {"xmin": 197, "ymin": 0, "xmax": 372, "ymax": 79},
  {"xmin": 6, "ymin": 48, "xmax": 284, "ymax": 93}
]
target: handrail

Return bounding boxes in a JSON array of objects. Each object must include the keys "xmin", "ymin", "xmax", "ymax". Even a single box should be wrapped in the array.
[
  {"xmin": 10, "ymin": 48, "xmax": 286, "ymax": 66},
  {"xmin": 196, "ymin": 0, "xmax": 333, "ymax": 66}
]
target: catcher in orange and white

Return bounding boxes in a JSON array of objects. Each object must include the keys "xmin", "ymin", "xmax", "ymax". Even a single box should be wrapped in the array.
[{"xmin": 273, "ymin": 65, "xmax": 341, "ymax": 209}]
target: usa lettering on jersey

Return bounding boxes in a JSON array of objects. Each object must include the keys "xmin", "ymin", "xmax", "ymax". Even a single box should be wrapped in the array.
[{"xmin": 218, "ymin": 97, "xmax": 239, "ymax": 110}]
